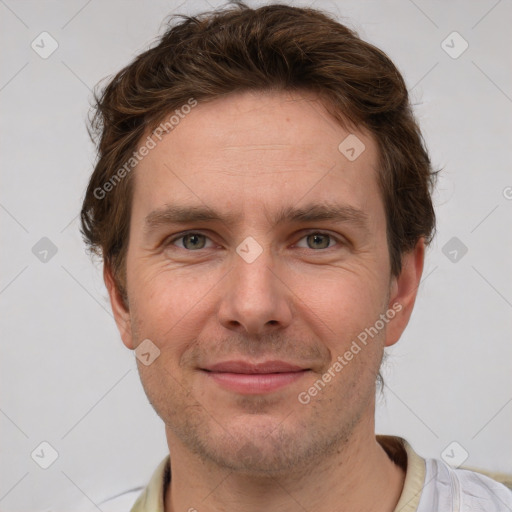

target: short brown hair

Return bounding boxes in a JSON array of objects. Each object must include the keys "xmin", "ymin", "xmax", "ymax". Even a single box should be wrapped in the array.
[{"xmin": 80, "ymin": 1, "xmax": 438, "ymax": 306}]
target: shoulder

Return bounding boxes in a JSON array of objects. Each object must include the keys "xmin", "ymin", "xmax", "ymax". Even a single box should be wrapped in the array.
[
  {"xmin": 420, "ymin": 457, "xmax": 512, "ymax": 512},
  {"xmin": 98, "ymin": 489, "xmax": 144, "ymax": 511},
  {"xmin": 384, "ymin": 436, "xmax": 512, "ymax": 512},
  {"xmin": 97, "ymin": 455, "xmax": 170, "ymax": 512},
  {"xmin": 455, "ymin": 465, "xmax": 512, "ymax": 510}
]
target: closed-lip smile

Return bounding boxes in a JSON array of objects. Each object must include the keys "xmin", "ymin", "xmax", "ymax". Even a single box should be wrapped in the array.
[{"xmin": 201, "ymin": 360, "xmax": 309, "ymax": 394}]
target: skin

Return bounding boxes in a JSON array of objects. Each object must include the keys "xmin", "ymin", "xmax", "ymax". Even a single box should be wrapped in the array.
[{"xmin": 105, "ymin": 89, "xmax": 425, "ymax": 512}]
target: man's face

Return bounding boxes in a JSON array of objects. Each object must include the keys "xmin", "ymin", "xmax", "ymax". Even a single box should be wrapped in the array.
[{"xmin": 111, "ymin": 90, "xmax": 410, "ymax": 473}]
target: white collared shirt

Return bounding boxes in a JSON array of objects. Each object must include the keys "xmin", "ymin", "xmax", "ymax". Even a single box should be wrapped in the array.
[{"xmin": 98, "ymin": 436, "xmax": 512, "ymax": 512}]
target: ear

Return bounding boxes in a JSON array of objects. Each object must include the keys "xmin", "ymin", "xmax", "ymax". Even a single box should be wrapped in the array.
[
  {"xmin": 384, "ymin": 237, "xmax": 425, "ymax": 347},
  {"xmin": 103, "ymin": 263, "xmax": 135, "ymax": 350}
]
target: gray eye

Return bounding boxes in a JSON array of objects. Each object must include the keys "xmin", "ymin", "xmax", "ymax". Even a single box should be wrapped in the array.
[
  {"xmin": 182, "ymin": 233, "xmax": 207, "ymax": 250},
  {"xmin": 306, "ymin": 233, "xmax": 332, "ymax": 249}
]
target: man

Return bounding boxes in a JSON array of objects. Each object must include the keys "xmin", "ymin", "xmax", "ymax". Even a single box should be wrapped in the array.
[{"xmin": 80, "ymin": 2, "xmax": 512, "ymax": 511}]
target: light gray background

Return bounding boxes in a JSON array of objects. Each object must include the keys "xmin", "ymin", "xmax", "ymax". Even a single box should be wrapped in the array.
[{"xmin": 1, "ymin": 0, "xmax": 511, "ymax": 510}]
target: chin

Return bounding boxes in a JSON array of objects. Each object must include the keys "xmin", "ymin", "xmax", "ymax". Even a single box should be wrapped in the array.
[{"xmin": 177, "ymin": 412, "xmax": 348, "ymax": 476}]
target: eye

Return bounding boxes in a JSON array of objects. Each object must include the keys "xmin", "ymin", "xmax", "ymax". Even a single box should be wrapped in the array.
[
  {"xmin": 295, "ymin": 232, "xmax": 340, "ymax": 250},
  {"xmin": 168, "ymin": 232, "xmax": 214, "ymax": 250},
  {"xmin": 166, "ymin": 231, "xmax": 342, "ymax": 252}
]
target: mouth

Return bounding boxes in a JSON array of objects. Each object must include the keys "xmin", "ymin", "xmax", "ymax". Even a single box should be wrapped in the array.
[{"xmin": 200, "ymin": 360, "xmax": 310, "ymax": 394}]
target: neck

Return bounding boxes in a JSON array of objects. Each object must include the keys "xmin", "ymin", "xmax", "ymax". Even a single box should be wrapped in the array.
[{"xmin": 164, "ymin": 416, "xmax": 405, "ymax": 512}]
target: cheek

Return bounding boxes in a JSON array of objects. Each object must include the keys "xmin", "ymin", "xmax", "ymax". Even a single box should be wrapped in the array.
[
  {"xmin": 127, "ymin": 261, "xmax": 222, "ymax": 350},
  {"xmin": 293, "ymin": 265, "xmax": 388, "ymax": 333}
]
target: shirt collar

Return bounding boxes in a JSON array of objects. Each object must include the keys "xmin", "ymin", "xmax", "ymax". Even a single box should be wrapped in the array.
[{"xmin": 130, "ymin": 435, "xmax": 426, "ymax": 512}]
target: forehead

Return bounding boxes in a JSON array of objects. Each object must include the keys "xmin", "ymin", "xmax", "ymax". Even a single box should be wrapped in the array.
[{"xmin": 131, "ymin": 90, "xmax": 383, "ymax": 229}]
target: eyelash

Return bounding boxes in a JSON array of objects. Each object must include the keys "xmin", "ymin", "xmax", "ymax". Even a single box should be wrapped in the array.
[{"xmin": 165, "ymin": 230, "xmax": 344, "ymax": 251}]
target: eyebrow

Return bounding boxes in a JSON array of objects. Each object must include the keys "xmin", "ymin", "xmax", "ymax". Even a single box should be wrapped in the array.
[{"xmin": 143, "ymin": 203, "xmax": 370, "ymax": 235}]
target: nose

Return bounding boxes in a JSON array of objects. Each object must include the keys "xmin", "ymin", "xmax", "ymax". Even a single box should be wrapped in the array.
[{"xmin": 217, "ymin": 243, "xmax": 293, "ymax": 336}]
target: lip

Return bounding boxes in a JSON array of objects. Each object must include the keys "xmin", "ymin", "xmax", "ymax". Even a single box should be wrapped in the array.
[
  {"xmin": 201, "ymin": 360, "xmax": 309, "ymax": 394},
  {"xmin": 204, "ymin": 360, "xmax": 306, "ymax": 374}
]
